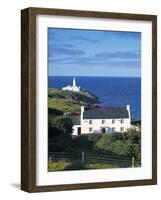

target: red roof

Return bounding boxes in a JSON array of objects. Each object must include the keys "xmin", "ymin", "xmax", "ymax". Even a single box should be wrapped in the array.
[{"xmin": 64, "ymin": 113, "xmax": 80, "ymax": 116}]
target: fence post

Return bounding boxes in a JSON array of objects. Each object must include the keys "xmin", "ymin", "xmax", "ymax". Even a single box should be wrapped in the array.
[
  {"xmin": 49, "ymin": 156, "xmax": 52, "ymax": 164},
  {"xmin": 82, "ymin": 152, "xmax": 85, "ymax": 164},
  {"xmin": 132, "ymin": 156, "xmax": 135, "ymax": 168}
]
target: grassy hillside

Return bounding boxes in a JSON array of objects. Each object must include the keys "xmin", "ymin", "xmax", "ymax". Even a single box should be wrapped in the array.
[
  {"xmin": 48, "ymin": 87, "xmax": 99, "ymax": 121},
  {"xmin": 48, "ymin": 98, "xmax": 82, "ymax": 113},
  {"xmin": 48, "ymin": 88, "xmax": 99, "ymax": 104},
  {"xmin": 48, "ymin": 131, "xmax": 141, "ymax": 171}
]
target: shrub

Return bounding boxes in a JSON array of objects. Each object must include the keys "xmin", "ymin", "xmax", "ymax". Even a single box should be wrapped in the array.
[
  {"xmin": 86, "ymin": 133, "xmax": 102, "ymax": 143},
  {"xmin": 111, "ymin": 132, "xmax": 124, "ymax": 142},
  {"xmin": 73, "ymin": 135, "xmax": 93, "ymax": 150},
  {"xmin": 95, "ymin": 134, "xmax": 112, "ymax": 151},
  {"xmin": 124, "ymin": 129, "xmax": 141, "ymax": 144}
]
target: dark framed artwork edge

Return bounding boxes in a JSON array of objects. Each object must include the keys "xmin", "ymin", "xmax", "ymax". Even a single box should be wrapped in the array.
[
  {"xmin": 21, "ymin": 7, "xmax": 157, "ymax": 193},
  {"xmin": 22, "ymin": 7, "xmax": 157, "ymax": 21},
  {"xmin": 21, "ymin": 8, "xmax": 37, "ymax": 192},
  {"xmin": 24, "ymin": 179, "xmax": 156, "ymax": 193},
  {"xmin": 151, "ymin": 14, "xmax": 157, "ymax": 186}
]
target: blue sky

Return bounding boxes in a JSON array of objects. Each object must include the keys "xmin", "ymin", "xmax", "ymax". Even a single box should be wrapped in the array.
[{"xmin": 48, "ymin": 28, "xmax": 141, "ymax": 77}]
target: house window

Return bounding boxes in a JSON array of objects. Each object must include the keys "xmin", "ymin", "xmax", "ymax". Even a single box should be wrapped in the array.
[
  {"xmin": 89, "ymin": 127, "xmax": 93, "ymax": 132},
  {"xmin": 120, "ymin": 119, "xmax": 124, "ymax": 124},
  {"xmin": 112, "ymin": 119, "xmax": 115, "ymax": 124},
  {"xmin": 120, "ymin": 127, "xmax": 124, "ymax": 132},
  {"xmin": 112, "ymin": 127, "xmax": 115, "ymax": 132},
  {"xmin": 102, "ymin": 120, "xmax": 105, "ymax": 124},
  {"xmin": 89, "ymin": 120, "xmax": 92, "ymax": 124}
]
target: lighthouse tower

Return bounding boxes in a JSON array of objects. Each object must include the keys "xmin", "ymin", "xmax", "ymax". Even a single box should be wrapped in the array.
[
  {"xmin": 73, "ymin": 77, "xmax": 76, "ymax": 87},
  {"xmin": 62, "ymin": 77, "xmax": 80, "ymax": 92}
]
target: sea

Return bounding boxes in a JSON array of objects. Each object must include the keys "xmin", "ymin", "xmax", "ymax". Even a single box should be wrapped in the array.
[{"xmin": 48, "ymin": 76, "xmax": 141, "ymax": 119}]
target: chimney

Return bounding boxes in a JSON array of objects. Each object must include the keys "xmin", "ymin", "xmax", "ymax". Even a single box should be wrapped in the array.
[
  {"xmin": 81, "ymin": 106, "xmax": 84, "ymax": 114},
  {"xmin": 80, "ymin": 106, "xmax": 84, "ymax": 123},
  {"xmin": 126, "ymin": 105, "xmax": 131, "ymax": 119}
]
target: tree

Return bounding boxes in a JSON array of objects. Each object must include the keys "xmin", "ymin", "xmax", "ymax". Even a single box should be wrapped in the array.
[
  {"xmin": 124, "ymin": 129, "xmax": 141, "ymax": 144},
  {"xmin": 48, "ymin": 116, "xmax": 73, "ymax": 152},
  {"xmin": 51, "ymin": 116, "xmax": 73, "ymax": 136}
]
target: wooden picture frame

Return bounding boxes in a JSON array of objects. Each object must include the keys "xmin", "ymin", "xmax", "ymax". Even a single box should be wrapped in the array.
[{"xmin": 21, "ymin": 7, "xmax": 157, "ymax": 192}]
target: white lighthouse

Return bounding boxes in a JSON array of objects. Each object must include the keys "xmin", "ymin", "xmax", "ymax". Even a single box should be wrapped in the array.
[
  {"xmin": 62, "ymin": 77, "xmax": 80, "ymax": 92},
  {"xmin": 73, "ymin": 77, "xmax": 76, "ymax": 87}
]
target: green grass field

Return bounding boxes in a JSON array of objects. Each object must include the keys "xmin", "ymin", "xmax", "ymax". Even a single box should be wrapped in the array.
[
  {"xmin": 48, "ymin": 87, "xmax": 99, "ymax": 114},
  {"xmin": 48, "ymin": 161, "xmax": 119, "ymax": 171},
  {"xmin": 48, "ymin": 98, "xmax": 82, "ymax": 113},
  {"xmin": 48, "ymin": 132, "xmax": 141, "ymax": 171}
]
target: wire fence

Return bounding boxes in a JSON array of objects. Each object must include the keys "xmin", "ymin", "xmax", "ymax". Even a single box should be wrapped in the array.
[{"xmin": 48, "ymin": 152, "xmax": 141, "ymax": 168}]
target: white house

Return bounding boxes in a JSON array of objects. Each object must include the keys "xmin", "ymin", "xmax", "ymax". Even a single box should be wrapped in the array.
[
  {"xmin": 62, "ymin": 77, "xmax": 80, "ymax": 92},
  {"xmin": 65, "ymin": 105, "xmax": 131, "ymax": 135}
]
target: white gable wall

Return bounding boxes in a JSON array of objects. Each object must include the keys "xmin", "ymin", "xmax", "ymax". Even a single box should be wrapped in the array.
[{"xmin": 72, "ymin": 125, "xmax": 80, "ymax": 135}]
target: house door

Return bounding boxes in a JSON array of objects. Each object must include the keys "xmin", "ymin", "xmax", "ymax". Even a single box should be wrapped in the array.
[
  {"xmin": 78, "ymin": 127, "xmax": 81, "ymax": 135},
  {"xmin": 102, "ymin": 128, "xmax": 106, "ymax": 134}
]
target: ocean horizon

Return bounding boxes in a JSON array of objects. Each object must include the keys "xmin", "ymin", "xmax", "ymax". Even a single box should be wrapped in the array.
[
  {"xmin": 48, "ymin": 76, "xmax": 141, "ymax": 119},
  {"xmin": 49, "ymin": 75, "xmax": 141, "ymax": 78}
]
